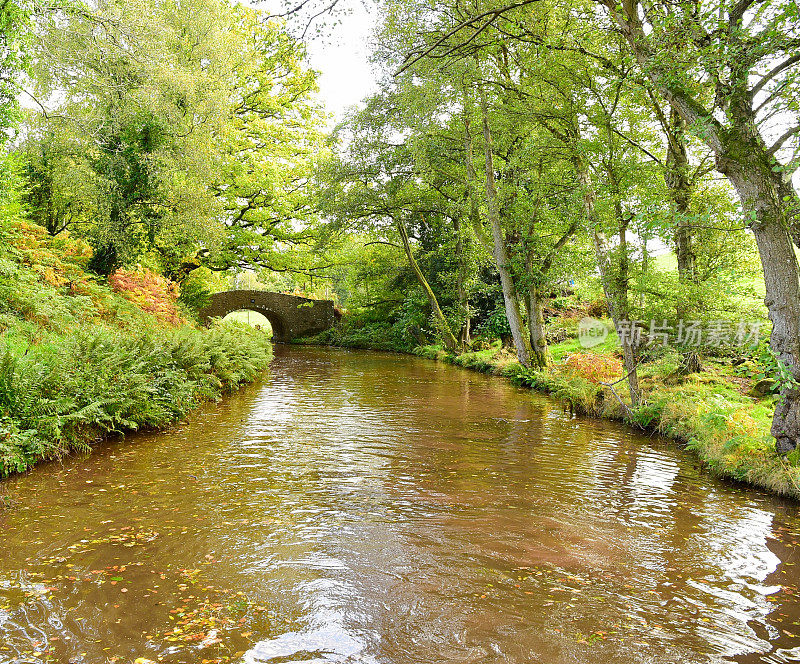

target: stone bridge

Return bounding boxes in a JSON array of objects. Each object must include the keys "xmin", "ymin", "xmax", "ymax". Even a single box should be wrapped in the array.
[{"xmin": 199, "ymin": 290, "xmax": 336, "ymax": 343}]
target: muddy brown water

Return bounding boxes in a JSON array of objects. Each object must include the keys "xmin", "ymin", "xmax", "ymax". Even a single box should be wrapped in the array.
[{"xmin": 2, "ymin": 346, "xmax": 800, "ymax": 663}]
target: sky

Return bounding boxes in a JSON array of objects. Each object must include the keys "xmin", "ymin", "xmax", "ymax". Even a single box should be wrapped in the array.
[
  {"xmin": 252, "ymin": 1, "xmax": 379, "ymax": 123},
  {"xmin": 306, "ymin": 10, "xmax": 378, "ymax": 121}
]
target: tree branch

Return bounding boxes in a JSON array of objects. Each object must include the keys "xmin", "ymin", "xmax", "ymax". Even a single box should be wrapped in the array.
[
  {"xmin": 395, "ymin": 0, "xmax": 541, "ymax": 76},
  {"xmin": 610, "ymin": 126, "xmax": 663, "ymax": 165},
  {"xmin": 750, "ymin": 53, "xmax": 800, "ymax": 99},
  {"xmin": 768, "ymin": 125, "xmax": 800, "ymax": 157}
]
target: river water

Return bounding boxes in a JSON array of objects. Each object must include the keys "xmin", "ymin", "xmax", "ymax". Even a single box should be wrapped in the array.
[{"xmin": 1, "ymin": 346, "xmax": 800, "ymax": 663}]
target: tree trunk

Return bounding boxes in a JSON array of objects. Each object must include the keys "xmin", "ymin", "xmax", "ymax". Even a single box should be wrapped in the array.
[
  {"xmin": 605, "ymin": 2, "xmax": 800, "ymax": 450},
  {"xmin": 479, "ymin": 86, "xmax": 532, "ymax": 367},
  {"xmin": 719, "ymin": 148, "xmax": 800, "ymax": 452},
  {"xmin": 574, "ymin": 155, "xmax": 640, "ymax": 406},
  {"xmin": 396, "ymin": 218, "xmax": 459, "ymax": 352},
  {"xmin": 661, "ymin": 109, "xmax": 703, "ymax": 373},
  {"xmin": 525, "ymin": 287, "xmax": 550, "ymax": 369},
  {"xmin": 616, "ymin": 211, "xmax": 631, "ymax": 318},
  {"xmin": 594, "ymin": 227, "xmax": 641, "ymax": 407},
  {"xmin": 453, "ymin": 215, "xmax": 471, "ymax": 348},
  {"xmin": 462, "ymin": 90, "xmax": 492, "ymax": 254},
  {"xmin": 522, "ymin": 250, "xmax": 550, "ymax": 369},
  {"xmin": 664, "ymin": 110, "xmax": 696, "ymax": 285}
]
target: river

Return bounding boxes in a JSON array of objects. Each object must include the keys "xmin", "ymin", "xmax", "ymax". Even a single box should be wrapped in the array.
[{"xmin": 1, "ymin": 346, "xmax": 800, "ymax": 663}]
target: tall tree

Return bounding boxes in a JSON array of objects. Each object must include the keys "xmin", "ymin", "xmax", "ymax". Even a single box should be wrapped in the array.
[
  {"xmin": 383, "ymin": 0, "xmax": 800, "ymax": 447},
  {"xmin": 598, "ymin": 0, "xmax": 800, "ymax": 451},
  {"xmin": 317, "ymin": 95, "xmax": 462, "ymax": 350},
  {"xmin": 22, "ymin": 0, "xmax": 323, "ymax": 277},
  {"xmin": 0, "ymin": 0, "xmax": 29, "ymax": 199}
]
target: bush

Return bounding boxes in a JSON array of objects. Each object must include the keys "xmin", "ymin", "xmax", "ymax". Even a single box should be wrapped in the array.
[
  {"xmin": 562, "ymin": 352, "xmax": 624, "ymax": 384},
  {"xmin": 0, "ymin": 217, "xmax": 275, "ymax": 477},
  {"xmin": 474, "ymin": 304, "xmax": 512, "ymax": 341},
  {"xmin": 109, "ymin": 267, "xmax": 185, "ymax": 326}
]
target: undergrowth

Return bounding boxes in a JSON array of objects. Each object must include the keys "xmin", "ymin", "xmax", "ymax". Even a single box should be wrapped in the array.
[
  {"xmin": 0, "ymin": 218, "xmax": 273, "ymax": 477},
  {"xmin": 0, "ymin": 323, "xmax": 272, "ymax": 477}
]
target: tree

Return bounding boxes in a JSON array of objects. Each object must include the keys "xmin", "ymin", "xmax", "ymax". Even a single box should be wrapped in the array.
[
  {"xmin": 0, "ymin": 0, "xmax": 29, "ymax": 199},
  {"xmin": 0, "ymin": 0, "xmax": 27, "ymax": 141},
  {"xmin": 379, "ymin": 0, "xmax": 800, "ymax": 448},
  {"xmin": 22, "ymin": 0, "xmax": 323, "ymax": 279},
  {"xmin": 200, "ymin": 11, "xmax": 325, "ymax": 277},
  {"xmin": 382, "ymin": 0, "xmax": 649, "ymax": 381},
  {"xmin": 317, "ymin": 95, "xmax": 461, "ymax": 350},
  {"xmin": 22, "ymin": 132, "xmax": 102, "ymax": 236},
  {"xmin": 597, "ymin": 0, "xmax": 800, "ymax": 451}
]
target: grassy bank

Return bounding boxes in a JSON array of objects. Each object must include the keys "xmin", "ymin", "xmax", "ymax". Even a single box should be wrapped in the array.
[
  {"xmin": 300, "ymin": 316, "xmax": 799, "ymax": 500},
  {"xmin": 0, "ymin": 219, "xmax": 272, "ymax": 478}
]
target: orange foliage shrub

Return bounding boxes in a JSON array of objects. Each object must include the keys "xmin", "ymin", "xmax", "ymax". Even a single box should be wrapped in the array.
[
  {"xmin": 563, "ymin": 352, "xmax": 624, "ymax": 384},
  {"xmin": 7, "ymin": 221, "xmax": 93, "ymax": 287},
  {"xmin": 108, "ymin": 267, "xmax": 185, "ymax": 326}
]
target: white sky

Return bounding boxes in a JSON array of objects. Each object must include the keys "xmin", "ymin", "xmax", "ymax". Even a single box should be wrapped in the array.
[
  {"xmin": 251, "ymin": 1, "xmax": 379, "ymax": 123},
  {"xmin": 307, "ymin": 11, "xmax": 378, "ymax": 121}
]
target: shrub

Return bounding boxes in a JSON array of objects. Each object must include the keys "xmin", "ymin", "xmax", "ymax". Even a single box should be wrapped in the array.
[
  {"xmin": 562, "ymin": 352, "xmax": 624, "ymax": 384},
  {"xmin": 0, "ymin": 218, "xmax": 273, "ymax": 478},
  {"xmin": 298, "ymin": 313, "xmax": 417, "ymax": 351},
  {"xmin": 586, "ymin": 298, "xmax": 607, "ymax": 318},
  {"xmin": 474, "ymin": 304, "xmax": 512, "ymax": 341},
  {"xmin": 109, "ymin": 267, "xmax": 185, "ymax": 326},
  {"xmin": 0, "ymin": 321, "xmax": 272, "ymax": 477}
]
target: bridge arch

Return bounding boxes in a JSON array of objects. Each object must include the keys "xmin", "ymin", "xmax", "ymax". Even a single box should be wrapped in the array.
[
  {"xmin": 198, "ymin": 290, "xmax": 335, "ymax": 343},
  {"xmin": 221, "ymin": 308, "xmax": 282, "ymax": 338}
]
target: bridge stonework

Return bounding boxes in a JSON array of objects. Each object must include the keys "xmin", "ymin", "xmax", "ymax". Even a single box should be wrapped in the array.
[{"xmin": 199, "ymin": 290, "xmax": 335, "ymax": 343}]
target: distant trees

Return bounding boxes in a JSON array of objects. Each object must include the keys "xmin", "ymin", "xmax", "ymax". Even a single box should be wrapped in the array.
[{"xmin": 316, "ymin": 95, "xmax": 463, "ymax": 350}]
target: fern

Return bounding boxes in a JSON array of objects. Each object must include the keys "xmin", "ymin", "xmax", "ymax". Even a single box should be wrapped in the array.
[{"xmin": 0, "ymin": 321, "xmax": 272, "ymax": 477}]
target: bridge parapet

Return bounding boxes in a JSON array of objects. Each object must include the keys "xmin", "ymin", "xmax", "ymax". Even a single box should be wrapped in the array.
[{"xmin": 199, "ymin": 290, "xmax": 335, "ymax": 343}]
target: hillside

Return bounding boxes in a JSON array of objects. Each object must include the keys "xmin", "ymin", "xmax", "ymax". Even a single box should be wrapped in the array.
[{"xmin": 0, "ymin": 217, "xmax": 272, "ymax": 478}]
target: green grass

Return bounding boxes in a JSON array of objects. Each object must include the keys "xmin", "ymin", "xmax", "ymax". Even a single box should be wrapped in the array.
[{"xmin": 651, "ymin": 251, "xmax": 678, "ymax": 272}]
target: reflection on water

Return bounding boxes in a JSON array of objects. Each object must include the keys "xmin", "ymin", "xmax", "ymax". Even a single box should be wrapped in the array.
[{"xmin": 1, "ymin": 346, "xmax": 800, "ymax": 663}]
